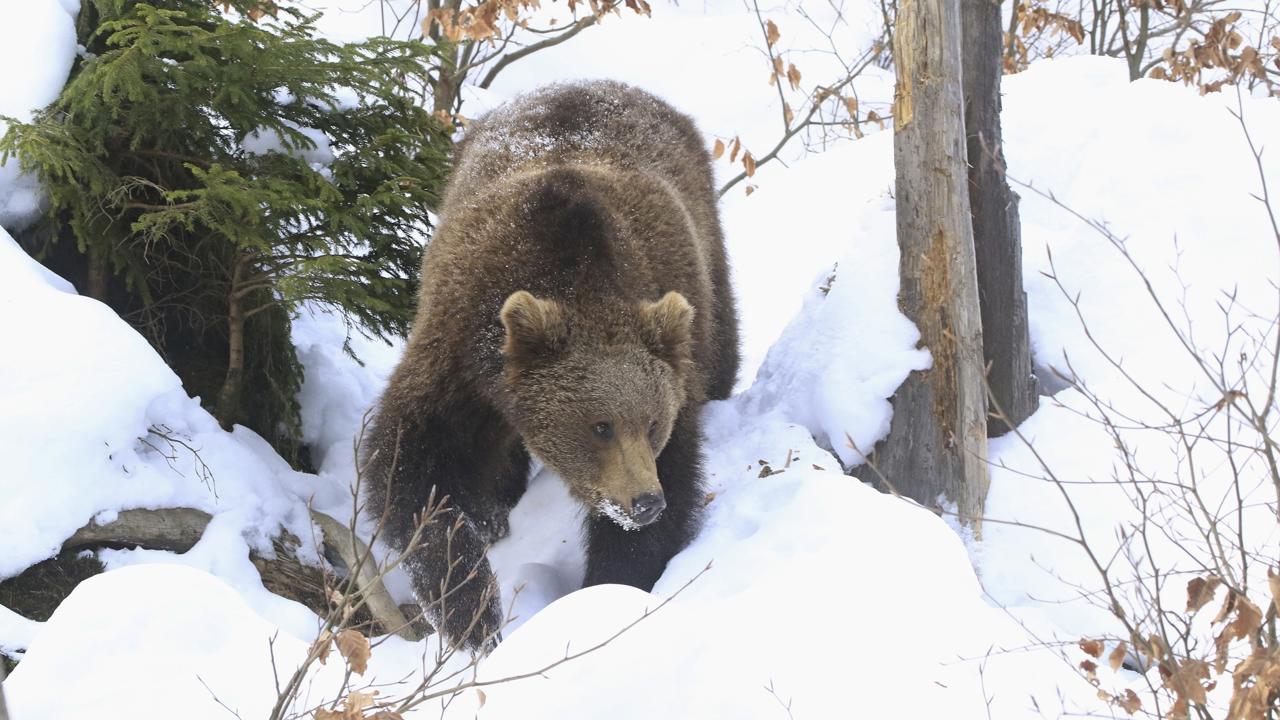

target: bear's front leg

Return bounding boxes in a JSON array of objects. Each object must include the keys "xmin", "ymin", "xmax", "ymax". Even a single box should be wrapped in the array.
[
  {"xmin": 363, "ymin": 407, "xmax": 525, "ymax": 654},
  {"xmin": 583, "ymin": 408, "xmax": 705, "ymax": 590},
  {"xmin": 400, "ymin": 509, "xmax": 503, "ymax": 652}
]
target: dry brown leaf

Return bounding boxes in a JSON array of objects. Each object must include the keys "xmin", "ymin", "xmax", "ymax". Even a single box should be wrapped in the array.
[
  {"xmin": 425, "ymin": 8, "xmax": 464, "ymax": 42},
  {"xmin": 1164, "ymin": 658, "xmax": 1210, "ymax": 709},
  {"xmin": 1080, "ymin": 658, "xmax": 1099, "ymax": 684},
  {"xmin": 1079, "ymin": 638, "xmax": 1104, "ymax": 658},
  {"xmin": 765, "ymin": 19, "xmax": 780, "ymax": 48},
  {"xmin": 1215, "ymin": 592, "xmax": 1264, "ymax": 671},
  {"xmin": 786, "ymin": 63, "xmax": 801, "ymax": 91},
  {"xmin": 744, "ymin": 184, "xmax": 756, "ymax": 196},
  {"xmin": 1146, "ymin": 633, "xmax": 1169, "ymax": 661},
  {"xmin": 729, "ymin": 137, "xmax": 741, "ymax": 164},
  {"xmin": 711, "ymin": 138, "xmax": 725, "ymax": 160},
  {"xmin": 477, "ymin": 689, "xmax": 488, "ymax": 708},
  {"xmin": 345, "ymin": 691, "xmax": 376, "ymax": 714},
  {"xmin": 314, "ymin": 709, "xmax": 344, "ymax": 720},
  {"xmin": 1117, "ymin": 688, "xmax": 1142, "ymax": 715},
  {"xmin": 1268, "ymin": 568, "xmax": 1280, "ymax": 616},
  {"xmin": 1108, "ymin": 642, "xmax": 1128, "ymax": 671},
  {"xmin": 336, "ymin": 628, "xmax": 371, "ymax": 676},
  {"xmin": 1228, "ymin": 646, "xmax": 1280, "ymax": 720},
  {"xmin": 783, "ymin": 102, "xmax": 794, "ymax": 127},
  {"xmin": 1187, "ymin": 575, "xmax": 1222, "ymax": 614},
  {"xmin": 1212, "ymin": 590, "xmax": 1238, "ymax": 626},
  {"xmin": 624, "ymin": 0, "xmax": 652, "ymax": 16},
  {"xmin": 743, "ymin": 151, "xmax": 756, "ymax": 177},
  {"xmin": 371, "ymin": 713, "xmax": 406, "ymax": 720},
  {"xmin": 313, "ymin": 630, "xmax": 334, "ymax": 666}
]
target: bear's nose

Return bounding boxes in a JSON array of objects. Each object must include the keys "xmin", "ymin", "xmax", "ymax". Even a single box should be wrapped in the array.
[{"xmin": 631, "ymin": 492, "xmax": 666, "ymax": 526}]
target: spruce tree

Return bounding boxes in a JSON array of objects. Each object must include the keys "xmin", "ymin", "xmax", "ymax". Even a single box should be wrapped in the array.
[{"xmin": 1, "ymin": 0, "xmax": 451, "ymax": 457}]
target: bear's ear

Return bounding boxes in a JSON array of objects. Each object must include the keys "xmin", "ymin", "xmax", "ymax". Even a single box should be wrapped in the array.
[
  {"xmin": 501, "ymin": 291, "xmax": 568, "ymax": 360},
  {"xmin": 639, "ymin": 292, "xmax": 694, "ymax": 368}
]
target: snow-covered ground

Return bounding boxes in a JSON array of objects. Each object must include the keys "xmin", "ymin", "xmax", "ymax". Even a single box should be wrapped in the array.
[{"xmin": 2, "ymin": 0, "xmax": 1278, "ymax": 717}]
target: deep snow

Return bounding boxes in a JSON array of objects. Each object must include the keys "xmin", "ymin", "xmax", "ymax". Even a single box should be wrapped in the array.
[
  {"xmin": 0, "ymin": 0, "xmax": 78, "ymax": 232},
  {"xmin": 1, "ymin": 0, "xmax": 1278, "ymax": 717}
]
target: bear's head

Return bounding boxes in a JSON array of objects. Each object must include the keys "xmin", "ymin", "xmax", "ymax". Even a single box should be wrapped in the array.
[{"xmin": 499, "ymin": 289, "xmax": 694, "ymax": 530}]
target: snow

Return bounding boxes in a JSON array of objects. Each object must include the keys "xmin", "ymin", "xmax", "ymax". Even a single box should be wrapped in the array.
[
  {"xmin": 472, "ymin": 456, "xmax": 1081, "ymax": 719},
  {"xmin": 243, "ymin": 122, "xmax": 336, "ymax": 167},
  {"xmin": 3, "ymin": 0, "xmax": 1279, "ymax": 718},
  {"xmin": 5, "ymin": 564, "xmax": 319, "ymax": 718},
  {"xmin": 975, "ymin": 56, "xmax": 1280, "ymax": 641},
  {"xmin": 292, "ymin": 305, "xmax": 403, "ymax": 479},
  {"xmin": 0, "ymin": 220, "xmax": 346, "ymax": 646},
  {"xmin": 727, "ymin": 147, "xmax": 931, "ymax": 467},
  {"xmin": 0, "ymin": 0, "xmax": 79, "ymax": 231}
]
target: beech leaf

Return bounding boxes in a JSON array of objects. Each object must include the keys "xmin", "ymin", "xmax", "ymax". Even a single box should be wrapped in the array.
[
  {"xmin": 1187, "ymin": 575, "xmax": 1222, "ymax": 614},
  {"xmin": 336, "ymin": 628, "xmax": 371, "ymax": 676},
  {"xmin": 1108, "ymin": 642, "xmax": 1128, "ymax": 671}
]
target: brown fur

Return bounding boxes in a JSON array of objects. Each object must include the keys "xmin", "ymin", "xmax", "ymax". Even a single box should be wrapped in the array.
[{"xmin": 363, "ymin": 81, "xmax": 739, "ymax": 651}]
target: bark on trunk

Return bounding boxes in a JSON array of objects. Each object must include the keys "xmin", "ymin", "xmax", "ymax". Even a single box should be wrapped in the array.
[
  {"xmin": 963, "ymin": 0, "xmax": 1038, "ymax": 436},
  {"xmin": 432, "ymin": 46, "xmax": 460, "ymax": 116},
  {"xmin": 217, "ymin": 259, "xmax": 247, "ymax": 430},
  {"xmin": 871, "ymin": 0, "xmax": 989, "ymax": 530},
  {"xmin": 86, "ymin": 244, "xmax": 108, "ymax": 302},
  {"xmin": 0, "ymin": 659, "xmax": 8, "ymax": 720}
]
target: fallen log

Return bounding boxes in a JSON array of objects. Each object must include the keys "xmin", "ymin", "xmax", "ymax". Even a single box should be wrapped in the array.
[{"xmin": 48, "ymin": 507, "xmax": 418, "ymax": 640}]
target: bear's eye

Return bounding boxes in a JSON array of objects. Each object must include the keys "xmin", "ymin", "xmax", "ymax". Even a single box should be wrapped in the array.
[
  {"xmin": 593, "ymin": 422, "xmax": 614, "ymax": 440},
  {"xmin": 648, "ymin": 421, "xmax": 659, "ymax": 442}
]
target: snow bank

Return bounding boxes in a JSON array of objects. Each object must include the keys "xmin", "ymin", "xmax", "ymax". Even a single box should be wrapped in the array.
[
  {"xmin": 0, "ymin": 226, "xmax": 182, "ymax": 579},
  {"xmin": 5, "ymin": 422, "xmax": 1089, "ymax": 720},
  {"xmin": 6, "ymin": 563, "xmax": 440, "ymax": 718},
  {"xmin": 0, "ymin": 0, "xmax": 78, "ymax": 231},
  {"xmin": 6, "ymin": 565, "xmax": 306, "ymax": 719},
  {"xmin": 979, "ymin": 56, "xmax": 1280, "ymax": 634},
  {"xmin": 291, "ymin": 306, "xmax": 402, "ymax": 480},
  {"xmin": 467, "ymin": 410, "xmax": 1087, "ymax": 719},
  {"xmin": 0, "ymin": 221, "xmax": 346, "ymax": 647},
  {"xmin": 727, "ymin": 138, "xmax": 929, "ymax": 466}
]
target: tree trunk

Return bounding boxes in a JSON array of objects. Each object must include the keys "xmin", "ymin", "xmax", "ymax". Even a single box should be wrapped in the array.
[
  {"xmin": 1117, "ymin": 3, "xmax": 1150, "ymax": 80},
  {"xmin": 432, "ymin": 44, "xmax": 460, "ymax": 116},
  {"xmin": 217, "ymin": 259, "xmax": 247, "ymax": 430},
  {"xmin": 963, "ymin": 0, "xmax": 1038, "ymax": 436},
  {"xmin": 871, "ymin": 0, "xmax": 989, "ymax": 530},
  {"xmin": 86, "ymin": 243, "xmax": 109, "ymax": 302},
  {"xmin": 0, "ymin": 658, "xmax": 8, "ymax": 720}
]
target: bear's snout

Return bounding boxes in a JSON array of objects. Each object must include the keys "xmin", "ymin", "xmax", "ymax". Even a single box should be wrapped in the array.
[{"xmin": 630, "ymin": 491, "xmax": 666, "ymax": 526}]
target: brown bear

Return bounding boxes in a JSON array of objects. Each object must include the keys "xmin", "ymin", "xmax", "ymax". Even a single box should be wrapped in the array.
[{"xmin": 362, "ymin": 80, "xmax": 739, "ymax": 652}]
